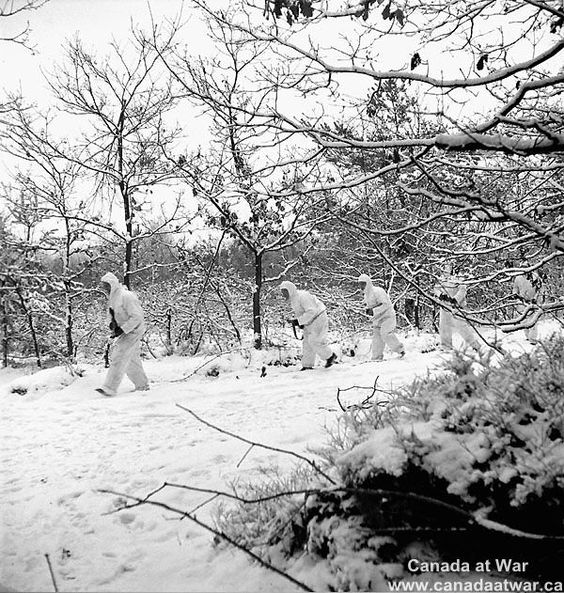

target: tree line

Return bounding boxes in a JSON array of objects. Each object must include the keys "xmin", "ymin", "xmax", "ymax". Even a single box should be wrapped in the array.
[{"xmin": 1, "ymin": 0, "xmax": 563, "ymax": 366}]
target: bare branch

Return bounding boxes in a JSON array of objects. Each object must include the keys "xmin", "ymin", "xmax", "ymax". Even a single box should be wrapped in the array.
[{"xmin": 176, "ymin": 404, "xmax": 337, "ymax": 485}]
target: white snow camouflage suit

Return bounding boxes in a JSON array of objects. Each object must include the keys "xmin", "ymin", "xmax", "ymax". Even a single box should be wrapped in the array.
[
  {"xmin": 434, "ymin": 274, "xmax": 479, "ymax": 350},
  {"xmin": 280, "ymin": 281, "xmax": 333, "ymax": 368},
  {"xmin": 358, "ymin": 274, "xmax": 404, "ymax": 360},
  {"xmin": 101, "ymin": 272, "xmax": 148, "ymax": 395}
]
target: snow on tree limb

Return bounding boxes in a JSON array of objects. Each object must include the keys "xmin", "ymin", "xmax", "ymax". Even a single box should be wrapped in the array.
[
  {"xmin": 243, "ymin": 31, "xmax": 564, "ymax": 90},
  {"xmin": 435, "ymin": 132, "xmax": 564, "ymax": 155}
]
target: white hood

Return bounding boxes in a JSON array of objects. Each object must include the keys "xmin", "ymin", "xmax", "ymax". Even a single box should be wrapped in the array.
[
  {"xmin": 101, "ymin": 272, "xmax": 121, "ymax": 291},
  {"xmin": 280, "ymin": 280, "xmax": 298, "ymax": 299}
]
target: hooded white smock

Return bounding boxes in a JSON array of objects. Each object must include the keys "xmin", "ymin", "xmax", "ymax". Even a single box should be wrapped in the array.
[
  {"xmin": 101, "ymin": 272, "xmax": 145, "ymax": 334},
  {"xmin": 358, "ymin": 274, "xmax": 404, "ymax": 359},
  {"xmin": 513, "ymin": 272, "xmax": 539, "ymax": 303},
  {"xmin": 280, "ymin": 281, "xmax": 333, "ymax": 367},
  {"xmin": 100, "ymin": 272, "xmax": 148, "ymax": 395},
  {"xmin": 358, "ymin": 274, "xmax": 395, "ymax": 322},
  {"xmin": 280, "ymin": 280, "xmax": 326, "ymax": 327},
  {"xmin": 434, "ymin": 274, "xmax": 468, "ymax": 307},
  {"xmin": 432, "ymin": 273, "xmax": 478, "ymax": 350}
]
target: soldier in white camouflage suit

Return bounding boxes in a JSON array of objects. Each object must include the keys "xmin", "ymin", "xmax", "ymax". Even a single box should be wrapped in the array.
[
  {"xmin": 280, "ymin": 281, "xmax": 337, "ymax": 371},
  {"xmin": 96, "ymin": 272, "xmax": 149, "ymax": 396},
  {"xmin": 433, "ymin": 264, "xmax": 480, "ymax": 351},
  {"xmin": 358, "ymin": 274, "xmax": 405, "ymax": 361}
]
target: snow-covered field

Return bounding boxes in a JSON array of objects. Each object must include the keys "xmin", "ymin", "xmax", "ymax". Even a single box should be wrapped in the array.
[{"xmin": 0, "ymin": 328, "xmax": 550, "ymax": 592}]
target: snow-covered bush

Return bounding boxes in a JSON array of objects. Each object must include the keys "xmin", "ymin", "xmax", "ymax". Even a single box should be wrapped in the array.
[
  {"xmin": 213, "ymin": 337, "xmax": 564, "ymax": 587},
  {"xmin": 346, "ymin": 341, "xmax": 564, "ymax": 534},
  {"xmin": 212, "ymin": 465, "xmax": 315, "ymax": 555},
  {"xmin": 313, "ymin": 338, "xmax": 564, "ymax": 581},
  {"xmin": 6, "ymin": 365, "xmax": 79, "ymax": 398}
]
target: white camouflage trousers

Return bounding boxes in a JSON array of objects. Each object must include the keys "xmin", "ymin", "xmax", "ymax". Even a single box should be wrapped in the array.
[
  {"xmin": 517, "ymin": 303, "xmax": 539, "ymax": 343},
  {"xmin": 439, "ymin": 309, "xmax": 480, "ymax": 350},
  {"xmin": 102, "ymin": 326, "xmax": 148, "ymax": 395},
  {"xmin": 302, "ymin": 311, "xmax": 333, "ymax": 368},
  {"xmin": 372, "ymin": 314, "xmax": 404, "ymax": 359}
]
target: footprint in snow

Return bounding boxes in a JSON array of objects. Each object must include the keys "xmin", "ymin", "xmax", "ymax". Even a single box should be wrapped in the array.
[
  {"xmin": 57, "ymin": 490, "xmax": 84, "ymax": 505},
  {"xmin": 118, "ymin": 512, "xmax": 136, "ymax": 525}
]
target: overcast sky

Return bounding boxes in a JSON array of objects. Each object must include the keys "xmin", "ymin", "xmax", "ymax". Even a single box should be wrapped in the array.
[{"xmin": 1, "ymin": 0, "xmax": 190, "ymax": 103}]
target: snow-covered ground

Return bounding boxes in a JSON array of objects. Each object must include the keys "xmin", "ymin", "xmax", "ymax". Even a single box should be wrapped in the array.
[{"xmin": 0, "ymin": 327, "xmax": 553, "ymax": 592}]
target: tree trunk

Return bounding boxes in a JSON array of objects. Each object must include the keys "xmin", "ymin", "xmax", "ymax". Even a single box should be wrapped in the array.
[
  {"xmin": 15, "ymin": 286, "xmax": 41, "ymax": 367},
  {"xmin": 166, "ymin": 307, "xmax": 173, "ymax": 353},
  {"xmin": 28, "ymin": 311, "xmax": 41, "ymax": 368},
  {"xmin": 64, "ymin": 281, "xmax": 74, "ymax": 359},
  {"xmin": 124, "ymin": 233, "xmax": 133, "ymax": 289},
  {"xmin": 1, "ymin": 296, "xmax": 9, "ymax": 368},
  {"xmin": 405, "ymin": 295, "xmax": 422, "ymax": 330},
  {"xmin": 253, "ymin": 251, "xmax": 263, "ymax": 349},
  {"xmin": 63, "ymin": 219, "xmax": 75, "ymax": 359},
  {"xmin": 117, "ymin": 107, "xmax": 133, "ymax": 289}
]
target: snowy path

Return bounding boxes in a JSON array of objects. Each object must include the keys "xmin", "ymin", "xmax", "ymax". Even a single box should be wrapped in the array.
[{"xmin": 0, "ymin": 344, "xmax": 454, "ymax": 592}]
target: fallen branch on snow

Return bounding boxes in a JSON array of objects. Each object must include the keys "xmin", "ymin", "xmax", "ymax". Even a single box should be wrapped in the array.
[
  {"xmin": 45, "ymin": 553, "xmax": 58, "ymax": 592},
  {"xmin": 176, "ymin": 404, "xmax": 337, "ymax": 485},
  {"xmin": 99, "ymin": 488, "xmax": 314, "ymax": 592},
  {"xmin": 336, "ymin": 375, "xmax": 393, "ymax": 412},
  {"xmin": 101, "ymin": 483, "xmax": 564, "ymax": 542}
]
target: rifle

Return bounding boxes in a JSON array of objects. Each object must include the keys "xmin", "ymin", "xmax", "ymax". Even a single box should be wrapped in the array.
[
  {"xmin": 288, "ymin": 318, "xmax": 303, "ymax": 340},
  {"xmin": 104, "ymin": 308, "xmax": 124, "ymax": 368},
  {"xmin": 109, "ymin": 308, "xmax": 123, "ymax": 337},
  {"xmin": 103, "ymin": 338, "xmax": 112, "ymax": 368}
]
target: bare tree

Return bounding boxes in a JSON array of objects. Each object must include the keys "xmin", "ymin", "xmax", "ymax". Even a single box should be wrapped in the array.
[
  {"xmin": 45, "ymin": 32, "xmax": 186, "ymax": 287},
  {"xmin": 0, "ymin": 0, "xmax": 47, "ymax": 48},
  {"xmin": 0, "ymin": 0, "xmax": 48, "ymax": 118},
  {"xmin": 1, "ymin": 108, "xmax": 103, "ymax": 359},
  {"xmin": 153, "ymin": 12, "xmax": 333, "ymax": 348}
]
